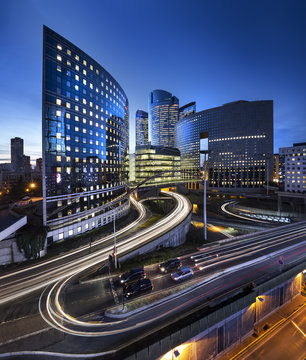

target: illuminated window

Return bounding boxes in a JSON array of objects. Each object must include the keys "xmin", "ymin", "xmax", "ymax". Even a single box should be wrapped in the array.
[
  {"xmin": 83, "ymin": 59, "xmax": 87, "ymax": 66},
  {"xmin": 66, "ymin": 102, "xmax": 71, "ymax": 108},
  {"xmin": 75, "ymin": 64, "xmax": 79, "ymax": 71},
  {"xmin": 90, "ymin": 64, "xmax": 93, "ymax": 70},
  {"xmin": 56, "ymin": 110, "xmax": 61, "ymax": 117},
  {"xmin": 67, "ymin": 49, "xmax": 71, "ymax": 56},
  {"xmin": 57, "ymin": 65, "xmax": 61, "ymax": 72},
  {"xmin": 57, "ymin": 54, "xmax": 62, "ymax": 61},
  {"xmin": 67, "ymin": 60, "xmax": 71, "ymax": 66},
  {"xmin": 57, "ymin": 44, "xmax": 62, "ymax": 50},
  {"xmin": 56, "ymin": 155, "xmax": 61, "ymax": 162},
  {"xmin": 75, "ymin": 55, "xmax": 79, "ymax": 61},
  {"xmin": 56, "ymin": 99, "xmax": 61, "ymax": 105},
  {"xmin": 75, "ymin": 75, "xmax": 79, "ymax": 81}
]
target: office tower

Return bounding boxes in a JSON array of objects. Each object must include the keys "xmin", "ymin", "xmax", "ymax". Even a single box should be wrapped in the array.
[
  {"xmin": 11, "ymin": 137, "xmax": 24, "ymax": 171},
  {"xmin": 135, "ymin": 110, "xmax": 148, "ymax": 147},
  {"xmin": 175, "ymin": 100, "xmax": 273, "ymax": 191},
  {"xmin": 149, "ymin": 90, "xmax": 179, "ymax": 147},
  {"xmin": 179, "ymin": 102, "xmax": 196, "ymax": 120},
  {"xmin": 279, "ymin": 142, "xmax": 306, "ymax": 193},
  {"xmin": 135, "ymin": 145, "xmax": 180, "ymax": 185},
  {"xmin": 42, "ymin": 26, "xmax": 129, "ymax": 242},
  {"xmin": 36, "ymin": 158, "xmax": 43, "ymax": 173}
]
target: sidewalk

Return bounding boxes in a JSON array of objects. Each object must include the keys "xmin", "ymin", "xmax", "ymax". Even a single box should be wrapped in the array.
[{"xmin": 219, "ymin": 294, "xmax": 306, "ymax": 360}]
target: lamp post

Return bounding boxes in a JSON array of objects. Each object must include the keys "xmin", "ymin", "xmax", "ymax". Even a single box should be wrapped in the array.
[
  {"xmin": 200, "ymin": 150, "xmax": 210, "ymax": 241},
  {"xmin": 113, "ymin": 206, "xmax": 118, "ymax": 269}
]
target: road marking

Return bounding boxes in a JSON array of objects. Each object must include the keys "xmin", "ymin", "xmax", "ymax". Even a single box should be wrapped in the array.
[
  {"xmin": 0, "ymin": 327, "xmax": 51, "ymax": 347},
  {"xmin": 291, "ymin": 320, "xmax": 306, "ymax": 338}
]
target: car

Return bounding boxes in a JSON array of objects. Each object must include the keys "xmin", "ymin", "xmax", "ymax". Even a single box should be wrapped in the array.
[
  {"xmin": 119, "ymin": 267, "xmax": 146, "ymax": 285},
  {"xmin": 159, "ymin": 258, "xmax": 182, "ymax": 273},
  {"xmin": 124, "ymin": 278, "xmax": 153, "ymax": 298},
  {"xmin": 171, "ymin": 266, "xmax": 193, "ymax": 281}
]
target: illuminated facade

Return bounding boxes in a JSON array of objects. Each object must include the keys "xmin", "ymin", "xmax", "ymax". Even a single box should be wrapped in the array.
[
  {"xmin": 279, "ymin": 142, "xmax": 306, "ymax": 193},
  {"xmin": 135, "ymin": 145, "xmax": 180, "ymax": 185},
  {"xmin": 149, "ymin": 90, "xmax": 179, "ymax": 147},
  {"xmin": 179, "ymin": 102, "xmax": 196, "ymax": 120},
  {"xmin": 42, "ymin": 26, "xmax": 129, "ymax": 242},
  {"xmin": 135, "ymin": 110, "xmax": 148, "ymax": 147},
  {"xmin": 174, "ymin": 100, "xmax": 273, "ymax": 190}
]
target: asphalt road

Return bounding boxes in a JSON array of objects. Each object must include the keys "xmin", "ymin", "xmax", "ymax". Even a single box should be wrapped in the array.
[
  {"xmin": 242, "ymin": 306, "xmax": 306, "ymax": 360},
  {"xmin": 35, "ymin": 221, "xmax": 306, "ymax": 356}
]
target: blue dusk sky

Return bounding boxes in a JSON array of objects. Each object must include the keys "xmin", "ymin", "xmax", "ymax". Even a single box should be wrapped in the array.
[{"xmin": 0, "ymin": 0, "xmax": 305, "ymax": 164}]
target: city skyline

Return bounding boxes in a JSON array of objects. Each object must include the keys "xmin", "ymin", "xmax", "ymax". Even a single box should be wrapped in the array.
[{"xmin": 0, "ymin": 0, "xmax": 306, "ymax": 164}]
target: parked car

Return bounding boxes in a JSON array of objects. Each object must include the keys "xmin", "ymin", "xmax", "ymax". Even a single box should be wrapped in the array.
[
  {"xmin": 124, "ymin": 278, "xmax": 153, "ymax": 298},
  {"xmin": 171, "ymin": 266, "xmax": 193, "ymax": 281},
  {"xmin": 119, "ymin": 267, "xmax": 146, "ymax": 285},
  {"xmin": 159, "ymin": 258, "xmax": 182, "ymax": 273}
]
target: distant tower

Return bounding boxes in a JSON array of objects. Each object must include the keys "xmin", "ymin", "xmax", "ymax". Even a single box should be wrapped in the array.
[
  {"xmin": 149, "ymin": 90, "xmax": 179, "ymax": 147},
  {"xmin": 179, "ymin": 102, "xmax": 196, "ymax": 120},
  {"xmin": 11, "ymin": 137, "xmax": 24, "ymax": 171},
  {"xmin": 135, "ymin": 110, "xmax": 148, "ymax": 147}
]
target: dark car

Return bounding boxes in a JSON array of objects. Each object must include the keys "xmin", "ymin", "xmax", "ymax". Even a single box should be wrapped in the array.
[
  {"xmin": 124, "ymin": 278, "xmax": 153, "ymax": 298},
  {"xmin": 119, "ymin": 268, "xmax": 146, "ymax": 285},
  {"xmin": 159, "ymin": 258, "xmax": 182, "ymax": 273}
]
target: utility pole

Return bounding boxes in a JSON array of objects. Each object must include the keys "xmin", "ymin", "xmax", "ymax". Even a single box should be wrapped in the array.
[
  {"xmin": 200, "ymin": 150, "xmax": 209, "ymax": 241},
  {"xmin": 113, "ymin": 209, "xmax": 117, "ymax": 269}
]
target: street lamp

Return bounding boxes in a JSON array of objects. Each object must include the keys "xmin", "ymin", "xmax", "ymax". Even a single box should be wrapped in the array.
[{"xmin": 200, "ymin": 150, "xmax": 210, "ymax": 241}]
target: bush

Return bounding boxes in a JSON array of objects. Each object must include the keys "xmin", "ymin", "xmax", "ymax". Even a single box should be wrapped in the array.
[{"xmin": 17, "ymin": 226, "xmax": 47, "ymax": 259}]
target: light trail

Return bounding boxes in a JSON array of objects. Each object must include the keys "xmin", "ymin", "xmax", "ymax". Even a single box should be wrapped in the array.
[
  {"xmin": 221, "ymin": 201, "xmax": 268, "ymax": 223},
  {"xmin": 0, "ymin": 191, "xmax": 191, "ymax": 304},
  {"xmin": 0, "ymin": 196, "xmax": 145, "ymax": 283}
]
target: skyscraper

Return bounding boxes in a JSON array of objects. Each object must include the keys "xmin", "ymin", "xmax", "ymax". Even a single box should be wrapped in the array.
[
  {"xmin": 11, "ymin": 137, "xmax": 24, "ymax": 171},
  {"xmin": 135, "ymin": 110, "xmax": 148, "ymax": 147},
  {"xmin": 149, "ymin": 90, "xmax": 179, "ymax": 147},
  {"xmin": 175, "ymin": 100, "xmax": 273, "ymax": 191},
  {"xmin": 42, "ymin": 26, "xmax": 129, "ymax": 242}
]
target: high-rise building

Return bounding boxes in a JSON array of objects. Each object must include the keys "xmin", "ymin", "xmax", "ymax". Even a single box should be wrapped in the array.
[
  {"xmin": 279, "ymin": 142, "xmax": 306, "ymax": 193},
  {"xmin": 11, "ymin": 137, "xmax": 24, "ymax": 171},
  {"xmin": 135, "ymin": 145, "xmax": 180, "ymax": 185},
  {"xmin": 179, "ymin": 102, "xmax": 196, "ymax": 120},
  {"xmin": 149, "ymin": 90, "xmax": 179, "ymax": 147},
  {"xmin": 135, "ymin": 110, "xmax": 148, "ymax": 147},
  {"xmin": 42, "ymin": 26, "xmax": 129, "ymax": 242},
  {"xmin": 175, "ymin": 100, "xmax": 273, "ymax": 191},
  {"xmin": 36, "ymin": 158, "xmax": 43, "ymax": 173}
]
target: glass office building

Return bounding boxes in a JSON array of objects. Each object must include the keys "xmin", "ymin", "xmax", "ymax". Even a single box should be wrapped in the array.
[
  {"xmin": 42, "ymin": 26, "xmax": 129, "ymax": 242},
  {"xmin": 149, "ymin": 90, "xmax": 179, "ymax": 147},
  {"xmin": 135, "ymin": 110, "xmax": 148, "ymax": 147},
  {"xmin": 175, "ymin": 100, "xmax": 273, "ymax": 190},
  {"xmin": 135, "ymin": 145, "xmax": 180, "ymax": 185}
]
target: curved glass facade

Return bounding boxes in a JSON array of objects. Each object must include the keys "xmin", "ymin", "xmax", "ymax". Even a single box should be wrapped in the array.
[
  {"xmin": 175, "ymin": 100, "xmax": 273, "ymax": 190},
  {"xmin": 149, "ymin": 90, "xmax": 179, "ymax": 147},
  {"xmin": 135, "ymin": 110, "xmax": 148, "ymax": 147},
  {"xmin": 42, "ymin": 26, "xmax": 129, "ymax": 242}
]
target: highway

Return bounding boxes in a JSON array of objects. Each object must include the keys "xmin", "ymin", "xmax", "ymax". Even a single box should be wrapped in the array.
[
  {"xmin": 23, "ymin": 221, "xmax": 304, "ymax": 358},
  {"xmin": 0, "ymin": 194, "xmax": 305, "ymax": 358}
]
